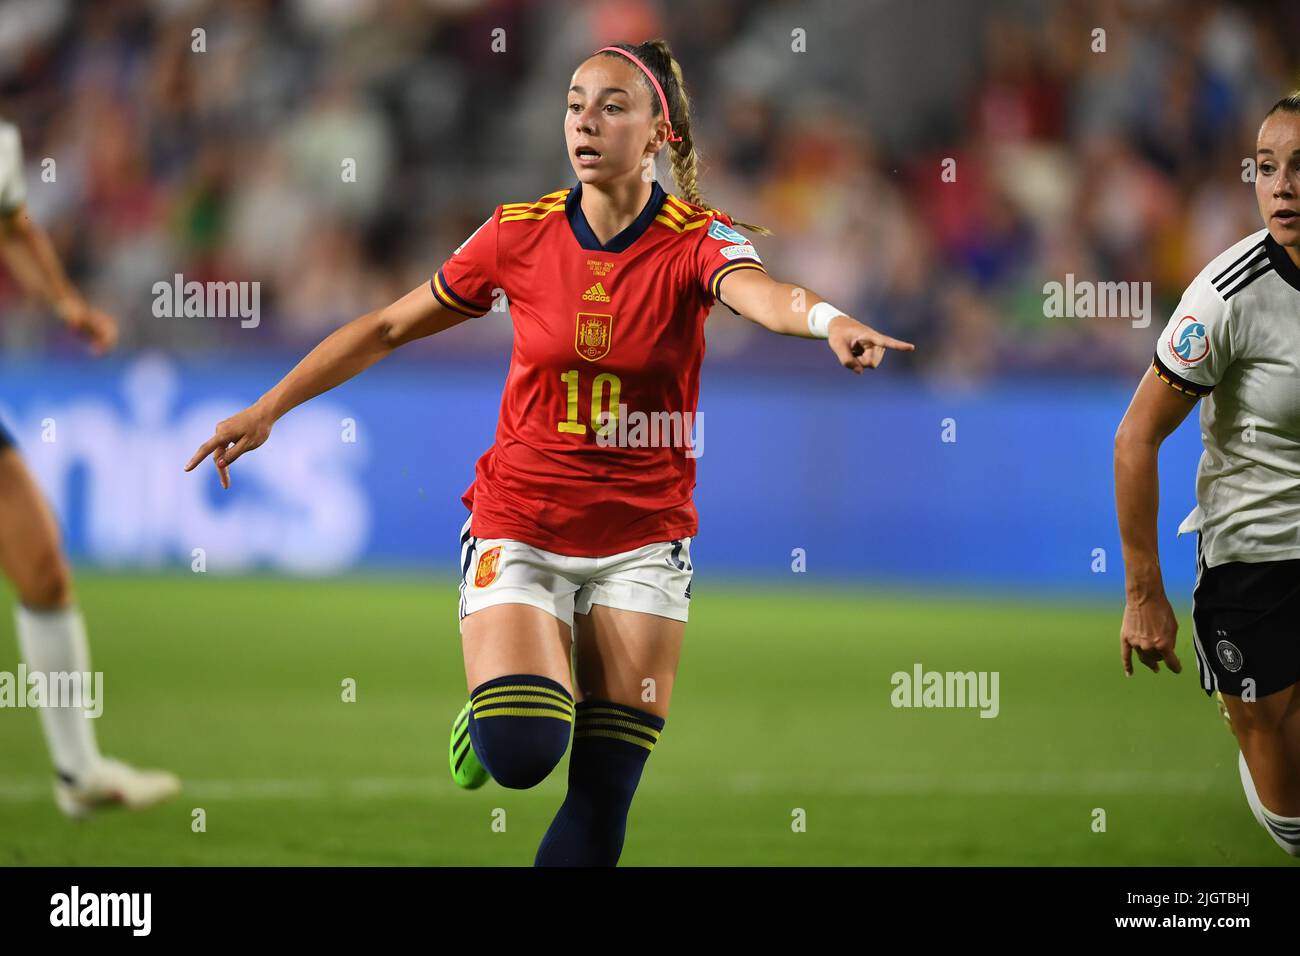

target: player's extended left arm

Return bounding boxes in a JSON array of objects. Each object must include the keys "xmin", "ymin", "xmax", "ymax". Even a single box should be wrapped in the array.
[
  {"xmin": 716, "ymin": 268, "xmax": 914, "ymax": 373},
  {"xmin": 0, "ymin": 204, "xmax": 117, "ymax": 352}
]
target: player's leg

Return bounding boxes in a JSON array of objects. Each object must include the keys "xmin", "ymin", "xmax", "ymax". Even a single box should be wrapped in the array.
[
  {"xmin": 0, "ymin": 445, "xmax": 93, "ymax": 774},
  {"xmin": 1191, "ymin": 548, "xmax": 1300, "ymax": 856},
  {"xmin": 0, "ymin": 444, "xmax": 178, "ymax": 816},
  {"xmin": 535, "ymin": 536, "xmax": 691, "ymax": 866},
  {"xmin": 457, "ymin": 603, "xmax": 576, "ymax": 789},
  {"xmin": 533, "ymin": 605, "xmax": 682, "ymax": 866},
  {"xmin": 569, "ymin": 603, "xmax": 682, "ymax": 721},
  {"xmin": 1223, "ymin": 685, "xmax": 1300, "ymax": 856},
  {"xmin": 450, "ymin": 519, "xmax": 581, "ymax": 790}
]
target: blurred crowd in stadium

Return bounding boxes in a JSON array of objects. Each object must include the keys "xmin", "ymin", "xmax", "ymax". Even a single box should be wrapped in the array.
[{"xmin": 0, "ymin": 0, "xmax": 1297, "ymax": 382}]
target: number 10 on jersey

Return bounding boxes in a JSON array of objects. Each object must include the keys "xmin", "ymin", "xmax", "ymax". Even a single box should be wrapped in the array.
[{"xmin": 558, "ymin": 370, "xmax": 622, "ymax": 436}]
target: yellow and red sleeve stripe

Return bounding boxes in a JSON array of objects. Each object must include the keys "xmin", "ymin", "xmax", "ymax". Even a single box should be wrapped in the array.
[
  {"xmin": 431, "ymin": 268, "xmax": 491, "ymax": 318},
  {"xmin": 707, "ymin": 259, "xmax": 765, "ymax": 299},
  {"xmin": 1150, "ymin": 353, "xmax": 1212, "ymax": 398}
]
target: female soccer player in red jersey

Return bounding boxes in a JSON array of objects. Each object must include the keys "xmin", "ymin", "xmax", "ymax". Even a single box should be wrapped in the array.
[{"xmin": 186, "ymin": 39, "xmax": 913, "ymax": 865}]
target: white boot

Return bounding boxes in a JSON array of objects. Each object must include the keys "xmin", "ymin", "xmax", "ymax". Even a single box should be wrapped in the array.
[{"xmin": 54, "ymin": 757, "xmax": 181, "ymax": 819}]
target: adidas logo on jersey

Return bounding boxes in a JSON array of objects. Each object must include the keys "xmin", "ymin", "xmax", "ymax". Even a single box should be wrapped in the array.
[{"xmin": 582, "ymin": 281, "xmax": 611, "ymax": 302}]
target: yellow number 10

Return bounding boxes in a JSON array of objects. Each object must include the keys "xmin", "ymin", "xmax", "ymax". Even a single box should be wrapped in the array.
[{"xmin": 558, "ymin": 370, "xmax": 621, "ymax": 436}]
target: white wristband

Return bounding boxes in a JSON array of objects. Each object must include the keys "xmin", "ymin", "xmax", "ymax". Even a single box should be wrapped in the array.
[{"xmin": 807, "ymin": 301, "xmax": 847, "ymax": 339}]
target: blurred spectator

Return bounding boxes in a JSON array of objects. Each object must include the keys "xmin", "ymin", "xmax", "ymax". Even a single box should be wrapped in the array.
[{"xmin": 0, "ymin": 0, "xmax": 1295, "ymax": 385}]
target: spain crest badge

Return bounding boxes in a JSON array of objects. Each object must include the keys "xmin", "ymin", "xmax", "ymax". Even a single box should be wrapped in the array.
[
  {"xmin": 575, "ymin": 312, "xmax": 613, "ymax": 362},
  {"xmin": 474, "ymin": 546, "xmax": 503, "ymax": 587}
]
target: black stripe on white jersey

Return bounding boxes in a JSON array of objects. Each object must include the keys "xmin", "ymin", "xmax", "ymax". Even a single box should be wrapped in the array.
[
  {"xmin": 1220, "ymin": 260, "xmax": 1274, "ymax": 299},
  {"xmin": 1211, "ymin": 240, "xmax": 1266, "ymax": 285},
  {"xmin": 1265, "ymin": 233, "xmax": 1300, "ymax": 292},
  {"xmin": 1213, "ymin": 241, "xmax": 1273, "ymax": 299}
]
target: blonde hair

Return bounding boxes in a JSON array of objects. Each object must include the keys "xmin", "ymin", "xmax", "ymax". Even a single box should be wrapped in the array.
[
  {"xmin": 1265, "ymin": 88, "xmax": 1300, "ymax": 118},
  {"xmin": 596, "ymin": 39, "xmax": 773, "ymax": 237}
]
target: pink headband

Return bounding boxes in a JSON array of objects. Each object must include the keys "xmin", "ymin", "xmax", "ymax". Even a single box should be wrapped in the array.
[{"xmin": 595, "ymin": 45, "xmax": 682, "ymax": 143}]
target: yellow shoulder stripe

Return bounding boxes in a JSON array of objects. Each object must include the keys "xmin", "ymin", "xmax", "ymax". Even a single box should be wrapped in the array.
[
  {"xmin": 500, "ymin": 190, "xmax": 570, "ymax": 222},
  {"xmin": 500, "ymin": 203, "xmax": 566, "ymax": 223},
  {"xmin": 659, "ymin": 202, "xmax": 691, "ymax": 225},
  {"xmin": 654, "ymin": 213, "xmax": 711, "ymax": 234},
  {"xmin": 661, "ymin": 196, "xmax": 692, "ymax": 218},
  {"xmin": 663, "ymin": 194, "xmax": 701, "ymax": 216},
  {"xmin": 665, "ymin": 194, "xmax": 723, "ymax": 220},
  {"xmin": 502, "ymin": 188, "xmax": 569, "ymax": 210}
]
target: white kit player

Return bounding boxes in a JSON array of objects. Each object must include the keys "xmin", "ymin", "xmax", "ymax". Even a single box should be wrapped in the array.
[
  {"xmin": 0, "ymin": 117, "xmax": 179, "ymax": 816},
  {"xmin": 1115, "ymin": 91, "xmax": 1300, "ymax": 858}
]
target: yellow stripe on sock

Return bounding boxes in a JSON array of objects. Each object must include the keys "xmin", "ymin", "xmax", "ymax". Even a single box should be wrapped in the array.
[
  {"xmin": 575, "ymin": 728, "xmax": 656, "ymax": 751},
  {"xmin": 472, "ymin": 685, "xmax": 573, "ymax": 707},
  {"xmin": 579, "ymin": 706, "xmax": 658, "ymax": 723},
  {"xmin": 472, "ymin": 699, "xmax": 574, "ymax": 719},
  {"xmin": 473, "ymin": 706, "xmax": 575, "ymax": 721},
  {"xmin": 575, "ymin": 714, "xmax": 660, "ymax": 741}
]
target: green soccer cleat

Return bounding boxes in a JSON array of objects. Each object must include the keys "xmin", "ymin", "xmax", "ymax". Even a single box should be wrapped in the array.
[{"xmin": 449, "ymin": 700, "xmax": 489, "ymax": 789}]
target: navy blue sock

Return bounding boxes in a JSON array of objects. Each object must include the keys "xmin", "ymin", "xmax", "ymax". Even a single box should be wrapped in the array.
[
  {"xmin": 534, "ymin": 699, "xmax": 665, "ymax": 866},
  {"xmin": 466, "ymin": 674, "xmax": 573, "ymax": 790}
]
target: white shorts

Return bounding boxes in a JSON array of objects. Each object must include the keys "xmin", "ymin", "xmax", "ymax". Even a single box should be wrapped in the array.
[{"xmin": 456, "ymin": 513, "xmax": 693, "ymax": 634}]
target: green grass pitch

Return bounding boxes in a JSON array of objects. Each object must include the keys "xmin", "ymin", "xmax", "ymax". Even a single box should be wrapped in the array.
[{"xmin": 0, "ymin": 573, "xmax": 1287, "ymax": 866}]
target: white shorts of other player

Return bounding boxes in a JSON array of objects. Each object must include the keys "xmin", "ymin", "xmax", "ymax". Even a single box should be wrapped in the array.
[{"xmin": 456, "ymin": 513, "xmax": 693, "ymax": 634}]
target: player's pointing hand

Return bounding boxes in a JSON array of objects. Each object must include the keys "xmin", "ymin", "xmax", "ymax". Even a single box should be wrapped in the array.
[
  {"xmin": 184, "ymin": 403, "xmax": 275, "ymax": 490},
  {"xmin": 828, "ymin": 316, "xmax": 915, "ymax": 374}
]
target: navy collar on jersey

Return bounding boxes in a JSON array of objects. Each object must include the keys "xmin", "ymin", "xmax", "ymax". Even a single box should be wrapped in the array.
[
  {"xmin": 565, "ymin": 179, "xmax": 667, "ymax": 253},
  {"xmin": 1265, "ymin": 233, "xmax": 1300, "ymax": 293}
]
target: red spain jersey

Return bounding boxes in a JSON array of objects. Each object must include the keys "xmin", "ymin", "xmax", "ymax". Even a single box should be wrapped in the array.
[{"xmin": 432, "ymin": 179, "xmax": 767, "ymax": 556}]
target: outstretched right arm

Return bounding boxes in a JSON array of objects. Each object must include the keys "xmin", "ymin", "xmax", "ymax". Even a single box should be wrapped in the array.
[{"xmin": 184, "ymin": 281, "xmax": 471, "ymax": 487}]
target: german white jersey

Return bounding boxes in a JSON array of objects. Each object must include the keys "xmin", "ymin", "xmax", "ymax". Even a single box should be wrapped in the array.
[
  {"xmin": 0, "ymin": 119, "xmax": 25, "ymax": 215},
  {"xmin": 1151, "ymin": 228, "xmax": 1300, "ymax": 567}
]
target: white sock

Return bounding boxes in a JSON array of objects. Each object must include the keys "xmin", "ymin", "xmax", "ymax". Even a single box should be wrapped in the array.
[
  {"xmin": 1260, "ymin": 806, "xmax": 1300, "ymax": 858},
  {"xmin": 1237, "ymin": 750, "xmax": 1268, "ymax": 828},
  {"xmin": 14, "ymin": 604, "xmax": 102, "ymax": 780},
  {"xmin": 1238, "ymin": 749, "xmax": 1300, "ymax": 857}
]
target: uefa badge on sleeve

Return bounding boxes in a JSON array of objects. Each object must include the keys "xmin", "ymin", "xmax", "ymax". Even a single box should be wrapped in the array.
[
  {"xmin": 1169, "ymin": 315, "xmax": 1209, "ymax": 366},
  {"xmin": 707, "ymin": 220, "xmax": 750, "ymax": 246}
]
